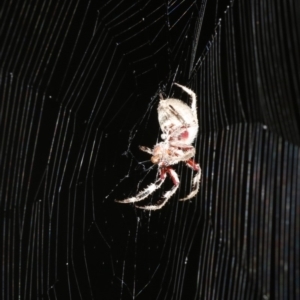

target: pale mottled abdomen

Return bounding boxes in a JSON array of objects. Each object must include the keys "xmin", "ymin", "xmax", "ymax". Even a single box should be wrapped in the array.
[{"xmin": 158, "ymin": 98, "xmax": 198, "ymax": 144}]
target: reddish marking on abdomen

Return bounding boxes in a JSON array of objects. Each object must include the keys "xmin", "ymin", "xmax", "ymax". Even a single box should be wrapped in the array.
[{"xmin": 180, "ymin": 130, "xmax": 189, "ymax": 140}]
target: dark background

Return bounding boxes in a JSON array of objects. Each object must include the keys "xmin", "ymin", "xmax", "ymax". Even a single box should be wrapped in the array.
[{"xmin": 1, "ymin": 0, "xmax": 299, "ymax": 299}]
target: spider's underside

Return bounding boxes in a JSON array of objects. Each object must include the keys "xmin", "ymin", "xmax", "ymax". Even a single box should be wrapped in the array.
[{"xmin": 116, "ymin": 83, "xmax": 201, "ymax": 210}]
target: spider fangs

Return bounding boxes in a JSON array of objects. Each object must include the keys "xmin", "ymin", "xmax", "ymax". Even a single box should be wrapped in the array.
[{"xmin": 116, "ymin": 83, "xmax": 201, "ymax": 210}]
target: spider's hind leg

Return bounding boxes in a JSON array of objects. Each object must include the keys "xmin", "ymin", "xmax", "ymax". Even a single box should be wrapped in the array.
[
  {"xmin": 174, "ymin": 83, "xmax": 197, "ymax": 117},
  {"xmin": 179, "ymin": 159, "xmax": 201, "ymax": 201}
]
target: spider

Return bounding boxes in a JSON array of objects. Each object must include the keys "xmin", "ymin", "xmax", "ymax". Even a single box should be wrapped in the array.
[{"xmin": 116, "ymin": 83, "xmax": 201, "ymax": 210}]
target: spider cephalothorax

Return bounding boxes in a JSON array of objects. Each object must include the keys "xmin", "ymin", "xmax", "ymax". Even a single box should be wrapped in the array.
[{"xmin": 116, "ymin": 83, "xmax": 201, "ymax": 210}]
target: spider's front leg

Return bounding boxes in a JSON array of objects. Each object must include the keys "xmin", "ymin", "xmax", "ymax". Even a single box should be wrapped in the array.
[
  {"xmin": 136, "ymin": 167, "xmax": 180, "ymax": 210},
  {"xmin": 139, "ymin": 145, "xmax": 153, "ymax": 155},
  {"xmin": 180, "ymin": 159, "xmax": 201, "ymax": 201}
]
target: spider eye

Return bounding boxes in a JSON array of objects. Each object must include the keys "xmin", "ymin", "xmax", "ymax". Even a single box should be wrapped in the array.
[{"xmin": 161, "ymin": 133, "xmax": 167, "ymax": 140}]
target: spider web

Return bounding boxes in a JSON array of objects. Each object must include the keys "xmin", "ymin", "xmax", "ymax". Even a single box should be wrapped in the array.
[{"xmin": 1, "ymin": 0, "xmax": 300, "ymax": 299}]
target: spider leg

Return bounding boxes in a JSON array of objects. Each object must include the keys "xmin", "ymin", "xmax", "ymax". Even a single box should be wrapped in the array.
[
  {"xmin": 139, "ymin": 145, "xmax": 153, "ymax": 155},
  {"xmin": 179, "ymin": 149, "xmax": 195, "ymax": 161},
  {"xmin": 179, "ymin": 159, "xmax": 201, "ymax": 201},
  {"xmin": 115, "ymin": 173, "xmax": 166, "ymax": 204},
  {"xmin": 136, "ymin": 168, "xmax": 180, "ymax": 210},
  {"xmin": 170, "ymin": 141, "xmax": 195, "ymax": 150},
  {"xmin": 174, "ymin": 83, "xmax": 197, "ymax": 117},
  {"xmin": 168, "ymin": 146, "xmax": 195, "ymax": 164}
]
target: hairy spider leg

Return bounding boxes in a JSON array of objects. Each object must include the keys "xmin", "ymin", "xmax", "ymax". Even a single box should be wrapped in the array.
[
  {"xmin": 139, "ymin": 145, "xmax": 152, "ymax": 155},
  {"xmin": 174, "ymin": 83, "xmax": 197, "ymax": 117},
  {"xmin": 162, "ymin": 147, "xmax": 195, "ymax": 166},
  {"xmin": 136, "ymin": 167, "xmax": 180, "ymax": 210},
  {"xmin": 141, "ymin": 142, "xmax": 195, "ymax": 166},
  {"xmin": 179, "ymin": 159, "xmax": 201, "ymax": 201},
  {"xmin": 115, "ymin": 170, "xmax": 167, "ymax": 204}
]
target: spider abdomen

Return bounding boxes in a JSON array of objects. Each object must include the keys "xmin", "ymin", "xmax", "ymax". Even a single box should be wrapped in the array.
[{"xmin": 158, "ymin": 98, "xmax": 198, "ymax": 144}]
